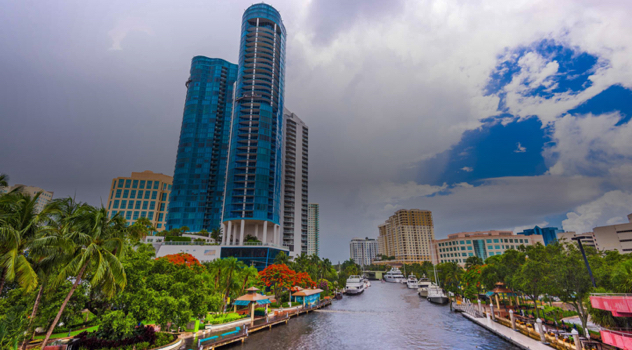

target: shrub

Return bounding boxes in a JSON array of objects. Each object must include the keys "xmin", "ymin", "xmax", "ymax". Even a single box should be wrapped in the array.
[
  {"xmin": 165, "ymin": 236, "xmax": 192, "ymax": 242},
  {"xmin": 98, "ymin": 310, "xmax": 137, "ymax": 340}
]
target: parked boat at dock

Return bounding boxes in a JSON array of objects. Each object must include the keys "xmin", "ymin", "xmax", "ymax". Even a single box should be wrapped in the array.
[
  {"xmin": 383, "ymin": 268, "xmax": 405, "ymax": 283},
  {"xmin": 427, "ymin": 285, "xmax": 449, "ymax": 304},
  {"xmin": 345, "ymin": 275, "xmax": 366, "ymax": 295},
  {"xmin": 417, "ymin": 275, "xmax": 432, "ymax": 297},
  {"xmin": 406, "ymin": 274, "xmax": 418, "ymax": 289}
]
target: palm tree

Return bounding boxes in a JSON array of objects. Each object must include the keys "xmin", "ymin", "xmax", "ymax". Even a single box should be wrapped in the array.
[
  {"xmin": 129, "ymin": 216, "xmax": 154, "ymax": 241},
  {"xmin": 40, "ymin": 206, "xmax": 127, "ymax": 349},
  {"xmin": 0, "ymin": 174, "xmax": 8, "ymax": 188},
  {"xmin": 0, "ymin": 192, "xmax": 52, "ymax": 294},
  {"xmin": 20, "ymin": 198, "xmax": 79, "ymax": 350},
  {"xmin": 274, "ymin": 251, "xmax": 290, "ymax": 265},
  {"xmin": 221, "ymin": 257, "xmax": 244, "ymax": 312}
]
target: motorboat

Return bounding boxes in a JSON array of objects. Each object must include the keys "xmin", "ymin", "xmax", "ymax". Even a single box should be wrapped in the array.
[
  {"xmin": 363, "ymin": 276, "xmax": 371, "ymax": 289},
  {"xmin": 383, "ymin": 267, "xmax": 405, "ymax": 283},
  {"xmin": 345, "ymin": 275, "xmax": 365, "ymax": 295},
  {"xmin": 406, "ymin": 274, "xmax": 419, "ymax": 289},
  {"xmin": 417, "ymin": 275, "xmax": 432, "ymax": 297},
  {"xmin": 427, "ymin": 285, "xmax": 449, "ymax": 304}
]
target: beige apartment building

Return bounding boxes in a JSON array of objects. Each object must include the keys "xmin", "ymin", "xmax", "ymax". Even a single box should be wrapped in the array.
[
  {"xmin": 1, "ymin": 184, "xmax": 54, "ymax": 213},
  {"xmin": 377, "ymin": 209, "xmax": 435, "ymax": 264},
  {"xmin": 106, "ymin": 171, "xmax": 172, "ymax": 231},
  {"xmin": 433, "ymin": 230, "xmax": 544, "ymax": 266},
  {"xmin": 557, "ymin": 231, "xmax": 597, "ymax": 250},
  {"xmin": 592, "ymin": 214, "xmax": 632, "ymax": 253}
]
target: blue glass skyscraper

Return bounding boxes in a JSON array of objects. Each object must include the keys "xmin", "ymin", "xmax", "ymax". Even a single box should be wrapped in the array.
[
  {"xmin": 517, "ymin": 226, "xmax": 563, "ymax": 246},
  {"xmin": 221, "ymin": 4, "xmax": 286, "ymax": 246},
  {"xmin": 167, "ymin": 57, "xmax": 238, "ymax": 232}
]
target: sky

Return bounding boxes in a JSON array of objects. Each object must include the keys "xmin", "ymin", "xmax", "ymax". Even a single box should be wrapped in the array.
[{"xmin": 1, "ymin": 0, "xmax": 632, "ymax": 263}]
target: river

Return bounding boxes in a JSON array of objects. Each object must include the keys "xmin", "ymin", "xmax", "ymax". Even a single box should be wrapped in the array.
[{"xmin": 188, "ymin": 281, "xmax": 520, "ymax": 349}]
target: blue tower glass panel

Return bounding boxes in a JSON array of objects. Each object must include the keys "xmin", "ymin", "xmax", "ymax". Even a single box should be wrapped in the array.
[
  {"xmin": 223, "ymin": 4, "xmax": 286, "ymax": 225},
  {"xmin": 167, "ymin": 57, "xmax": 238, "ymax": 232}
]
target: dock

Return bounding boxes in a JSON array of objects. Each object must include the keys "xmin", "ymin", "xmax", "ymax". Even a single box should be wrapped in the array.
[{"xmin": 197, "ymin": 299, "xmax": 332, "ymax": 348}]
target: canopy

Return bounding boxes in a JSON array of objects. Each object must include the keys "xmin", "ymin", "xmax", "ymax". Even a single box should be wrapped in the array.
[
  {"xmin": 491, "ymin": 282, "xmax": 514, "ymax": 294},
  {"xmin": 292, "ymin": 288, "xmax": 323, "ymax": 297}
]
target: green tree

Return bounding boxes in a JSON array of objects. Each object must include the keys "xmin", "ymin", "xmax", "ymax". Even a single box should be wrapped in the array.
[
  {"xmin": 512, "ymin": 244, "xmax": 550, "ymax": 318},
  {"xmin": 99, "ymin": 310, "xmax": 137, "ymax": 340},
  {"xmin": 465, "ymin": 256, "xmax": 484, "ymax": 270},
  {"xmin": 41, "ymin": 206, "xmax": 128, "ymax": 348},
  {"xmin": 274, "ymin": 251, "xmax": 290, "ymax": 266}
]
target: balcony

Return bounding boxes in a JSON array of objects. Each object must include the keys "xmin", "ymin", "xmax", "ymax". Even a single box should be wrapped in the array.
[{"xmin": 590, "ymin": 294, "xmax": 632, "ymax": 317}]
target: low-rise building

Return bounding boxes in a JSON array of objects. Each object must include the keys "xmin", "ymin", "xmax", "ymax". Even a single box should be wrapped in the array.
[
  {"xmin": 106, "ymin": 171, "xmax": 172, "ymax": 231},
  {"xmin": 433, "ymin": 230, "xmax": 544, "ymax": 266},
  {"xmin": 592, "ymin": 214, "xmax": 632, "ymax": 253},
  {"xmin": 1, "ymin": 184, "xmax": 54, "ymax": 213},
  {"xmin": 557, "ymin": 231, "xmax": 598, "ymax": 250},
  {"xmin": 350, "ymin": 237, "xmax": 379, "ymax": 267}
]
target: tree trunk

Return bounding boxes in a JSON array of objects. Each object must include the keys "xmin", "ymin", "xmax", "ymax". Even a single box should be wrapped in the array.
[
  {"xmin": 215, "ymin": 268, "xmax": 221, "ymax": 290},
  {"xmin": 240, "ymin": 275, "xmax": 249, "ymax": 295},
  {"xmin": 0, "ymin": 268, "xmax": 5, "ymax": 295},
  {"xmin": 41, "ymin": 263, "xmax": 88, "ymax": 349},
  {"xmin": 222, "ymin": 269, "xmax": 233, "ymax": 313},
  {"xmin": 21, "ymin": 282, "xmax": 45, "ymax": 350}
]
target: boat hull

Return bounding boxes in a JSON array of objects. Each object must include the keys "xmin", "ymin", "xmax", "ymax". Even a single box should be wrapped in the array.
[
  {"xmin": 418, "ymin": 289, "xmax": 429, "ymax": 298},
  {"xmin": 428, "ymin": 296, "xmax": 449, "ymax": 305},
  {"xmin": 407, "ymin": 283, "xmax": 418, "ymax": 289},
  {"xmin": 345, "ymin": 287, "xmax": 365, "ymax": 295},
  {"xmin": 383, "ymin": 276, "xmax": 403, "ymax": 283}
]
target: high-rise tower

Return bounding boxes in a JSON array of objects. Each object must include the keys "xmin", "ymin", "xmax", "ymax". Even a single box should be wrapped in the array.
[
  {"xmin": 222, "ymin": 4, "xmax": 286, "ymax": 246},
  {"xmin": 167, "ymin": 57, "xmax": 238, "ymax": 232}
]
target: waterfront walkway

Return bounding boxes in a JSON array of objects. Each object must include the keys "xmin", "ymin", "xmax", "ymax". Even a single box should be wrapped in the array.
[{"xmin": 462, "ymin": 313, "xmax": 555, "ymax": 350}]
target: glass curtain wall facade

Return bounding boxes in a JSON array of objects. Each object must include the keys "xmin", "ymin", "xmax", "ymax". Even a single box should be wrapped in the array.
[
  {"xmin": 223, "ymin": 4, "xmax": 286, "ymax": 235},
  {"xmin": 167, "ymin": 57, "xmax": 238, "ymax": 232}
]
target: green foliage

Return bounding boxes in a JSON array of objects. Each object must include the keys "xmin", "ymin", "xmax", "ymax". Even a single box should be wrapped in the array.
[
  {"xmin": 205, "ymin": 313, "xmax": 246, "ymax": 325},
  {"xmin": 98, "ymin": 310, "xmax": 137, "ymax": 340},
  {"xmin": 0, "ymin": 304, "xmax": 28, "ymax": 348},
  {"xmin": 165, "ymin": 236, "xmax": 192, "ymax": 242}
]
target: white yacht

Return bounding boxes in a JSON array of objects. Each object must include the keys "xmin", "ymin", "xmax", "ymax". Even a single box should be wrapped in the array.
[
  {"xmin": 427, "ymin": 285, "xmax": 449, "ymax": 304},
  {"xmin": 363, "ymin": 276, "xmax": 371, "ymax": 289},
  {"xmin": 345, "ymin": 275, "xmax": 365, "ymax": 295},
  {"xmin": 406, "ymin": 274, "xmax": 419, "ymax": 289},
  {"xmin": 383, "ymin": 268, "xmax": 405, "ymax": 283},
  {"xmin": 417, "ymin": 275, "xmax": 433, "ymax": 297}
]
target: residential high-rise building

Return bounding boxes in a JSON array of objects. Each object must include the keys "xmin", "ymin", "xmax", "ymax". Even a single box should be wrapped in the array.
[
  {"xmin": 1, "ymin": 184, "xmax": 53, "ymax": 213},
  {"xmin": 433, "ymin": 230, "xmax": 545, "ymax": 266},
  {"xmin": 377, "ymin": 209, "xmax": 435, "ymax": 264},
  {"xmin": 308, "ymin": 203, "xmax": 319, "ymax": 256},
  {"xmin": 591, "ymin": 214, "xmax": 632, "ymax": 253},
  {"xmin": 517, "ymin": 226, "xmax": 563, "ymax": 246},
  {"xmin": 350, "ymin": 237, "xmax": 378, "ymax": 267},
  {"xmin": 281, "ymin": 108, "xmax": 308, "ymax": 256},
  {"xmin": 167, "ymin": 57, "xmax": 238, "ymax": 232},
  {"xmin": 106, "ymin": 171, "xmax": 172, "ymax": 231},
  {"xmin": 221, "ymin": 3, "xmax": 287, "ymax": 247}
]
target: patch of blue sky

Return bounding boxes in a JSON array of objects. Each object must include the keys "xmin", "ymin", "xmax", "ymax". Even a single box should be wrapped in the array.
[
  {"xmin": 485, "ymin": 39, "xmax": 600, "ymax": 109},
  {"xmin": 567, "ymin": 84, "xmax": 632, "ymax": 126},
  {"xmin": 417, "ymin": 116, "xmax": 549, "ymax": 186}
]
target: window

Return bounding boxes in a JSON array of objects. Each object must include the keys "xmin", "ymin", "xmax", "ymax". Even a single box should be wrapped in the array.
[
  {"xmin": 135, "ymin": 201, "xmax": 141, "ymax": 209},
  {"xmin": 121, "ymin": 200, "xmax": 127, "ymax": 209},
  {"xmin": 133, "ymin": 211, "xmax": 139, "ymax": 220},
  {"xmin": 113, "ymin": 200, "xmax": 120, "ymax": 209},
  {"xmin": 460, "ymin": 240, "xmax": 465, "ymax": 244},
  {"xmin": 461, "ymin": 246, "xmax": 465, "ymax": 251},
  {"xmin": 468, "ymin": 253, "xmax": 473, "ymax": 256},
  {"xmin": 160, "ymin": 203, "xmax": 165, "ymax": 211},
  {"xmin": 144, "ymin": 191, "xmax": 150, "ymax": 199},
  {"xmin": 125, "ymin": 179, "xmax": 131, "ymax": 188},
  {"xmin": 126, "ymin": 211, "xmax": 132, "ymax": 220},
  {"xmin": 152, "ymin": 191, "xmax": 157, "ymax": 199},
  {"xmin": 486, "ymin": 239, "xmax": 492, "ymax": 243},
  {"xmin": 466, "ymin": 240, "xmax": 471, "ymax": 244},
  {"xmin": 153, "ymin": 181, "xmax": 159, "ymax": 189},
  {"xmin": 467, "ymin": 246, "xmax": 472, "ymax": 250},
  {"xmin": 130, "ymin": 190, "xmax": 136, "ymax": 199},
  {"xmin": 141, "ymin": 211, "xmax": 147, "ymax": 218},
  {"xmin": 148, "ymin": 212, "xmax": 154, "ymax": 220},
  {"xmin": 116, "ymin": 189, "xmax": 122, "ymax": 198},
  {"xmin": 142, "ymin": 201, "xmax": 148, "ymax": 210},
  {"xmin": 157, "ymin": 223, "xmax": 162, "ymax": 228},
  {"xmin": 108, "ymin": 201, "xmax": 111, "ymax": 210},
  {"xmin": 140, "ymin": 180, "xmax": 146, "ymax": 189},
  {"xmin": 137, "ymin": 190, "xmax": 143, "ymax": 198},
  {"xmin": 110, "ymin": 210, "xmax": 116, "ymax": 218},
  {"xmin": 132, "ymin": 180, "xmax": 138, "ymax": 188},
  {"xmin": 149, "ymin": 201, "xmax": 156, "ymax": 210},
  {"xmin": 462, "ymin": 253, "xmax": 466, "ymax": 257},
  {"xmin": 118, "ymin": 179, "xmax": 125, "ymax": 188},
  {"xmin": 495, "ymin": 245, "xmax": 501, "ymax": 250},
  {"xmin": 123, "ymin": 190, "xmax": 129, "ymax": 198},
  {"xmin": 158, "ymin": 213, "xmax": 164, "ymax": 222},
  {"xmin": 509, "ymin": 239, "xmax": 514, "ymax": 243}
]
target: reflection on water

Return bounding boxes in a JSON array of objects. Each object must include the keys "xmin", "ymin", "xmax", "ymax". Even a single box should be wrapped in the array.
[{"xmin": 185, "ymin": 282, "xmax": 520, "ymax": 350}]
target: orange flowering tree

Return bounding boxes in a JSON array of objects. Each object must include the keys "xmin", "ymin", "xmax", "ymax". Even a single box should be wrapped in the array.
[
  {"xmin": 293, "ymin": 272, "xmax": 316, "ymax": 289},
  {"xmin": 259, "ymin": 264, "xmax": 298, "ymax": 301},
  {"xmin": 160, "ymin": 253, "xmax": 202, "ymax": 268}
]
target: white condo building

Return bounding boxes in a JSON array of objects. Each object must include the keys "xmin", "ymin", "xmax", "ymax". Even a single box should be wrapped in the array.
[
  {"xmin": 350, "ymin": 237, "xmax": 378, "ymax": 266},
  {"xmin": 281, "ymin": 108, "xmax": 309, "ymax": 257},
  {"xmin": 1, "ymin": 184, "xmax": 54, "ymax": 213},
  {"xmin": 308, "ymin": 203, "xmax": 319, "ymax": 256}
]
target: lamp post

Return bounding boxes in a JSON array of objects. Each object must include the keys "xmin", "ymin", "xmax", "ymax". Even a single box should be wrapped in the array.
[{"xmin": 572, "ymin": 236, "xmax": 596, "ymax": 288}]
